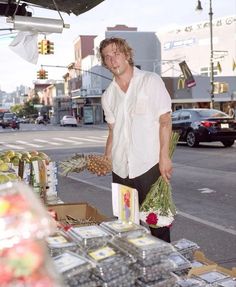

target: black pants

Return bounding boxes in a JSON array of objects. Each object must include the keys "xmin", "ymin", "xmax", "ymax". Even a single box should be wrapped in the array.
[{"xmin": 112, "ymin": 164, "xmax": 171, "ymax": 243}]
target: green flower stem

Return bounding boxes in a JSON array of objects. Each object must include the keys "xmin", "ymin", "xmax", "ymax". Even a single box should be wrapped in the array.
[{"xmin": 140, "ymin": 132, "xmax": 180, "ymax": 216}]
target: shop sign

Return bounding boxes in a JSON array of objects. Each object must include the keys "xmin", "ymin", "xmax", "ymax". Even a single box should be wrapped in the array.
[{"xmin": 179, "ymin": 61, "xmax": 196, "ymax": 88}]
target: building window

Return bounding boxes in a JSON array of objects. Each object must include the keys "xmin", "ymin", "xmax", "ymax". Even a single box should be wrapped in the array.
[{"xmin": 200, "ymin": 66, "xmax": 218, "ymax": 76}]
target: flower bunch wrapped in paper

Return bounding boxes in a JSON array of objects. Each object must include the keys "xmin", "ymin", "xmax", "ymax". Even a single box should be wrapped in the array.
[{"xmin": 140, "ymin": 132, "xmax": 180, "ymax": 228}]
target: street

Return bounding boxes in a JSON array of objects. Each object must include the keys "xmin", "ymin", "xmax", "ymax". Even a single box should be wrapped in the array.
[{"xmin": 1, "ymin": 124, "xmax": 236, "ymax": 268}]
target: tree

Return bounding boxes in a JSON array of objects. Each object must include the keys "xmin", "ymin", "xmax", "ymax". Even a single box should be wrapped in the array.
[{"xmin": 10, "ymin": 104, "xmax": 24, "ymax": 117}]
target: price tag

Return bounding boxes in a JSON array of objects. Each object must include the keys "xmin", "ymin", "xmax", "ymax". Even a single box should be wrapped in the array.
[
  {"xmin": 89, "ymin": 246, "xmax": 115, "ymax": 261},
  {"xmin": 128, "ymin": 236, "xmax": 156, "ymax": 247},
  {"xmin": 54, "ymin": 253, "xmax": 86, "ymax": 273},
  {"xmin": 47, "ymin": 235, "xmax": 68, "ymax": 245}
]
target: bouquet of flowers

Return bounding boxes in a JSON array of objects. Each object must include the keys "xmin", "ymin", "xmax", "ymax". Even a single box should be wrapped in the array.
[{"xmin": 139, "ymin": 132, "xmax": 180, "ymax": 228}]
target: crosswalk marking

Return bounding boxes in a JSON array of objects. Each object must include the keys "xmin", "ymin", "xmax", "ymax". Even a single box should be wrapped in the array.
[
  {"xmin": 87, "ymin": 136, "xmax": 106, "ymax": 141},
  {"xmin": 52, "ymin": 138, "xmax": 82, "ymax": 144},
  {"xmin": 3, "ymin": 144, "xmax": 25, "ymax": 150},
  {"xmin": 33, "ymin": 139, "xmax": 62, "ymax": 146},
  {"xmin": 69, "ymin": 136, "xmax": 105, "ymax": 143},
  {"xmin": 0, "ymin": 136, "xmax": 105, "ymax": 151},
  {"xmin": 15, "ymin": 140, "xmax": 43, "ymax": 148}
]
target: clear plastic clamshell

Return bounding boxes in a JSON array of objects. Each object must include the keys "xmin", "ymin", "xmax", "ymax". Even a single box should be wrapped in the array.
[
  {"xmin": 134, "ymin": 259, "xmax": 177, "ymax": 283},
  {"xmin": 172, "ymin": 238, "xmax": 200, "ymax": 261},
  {"xmin": 136, "ymin": 272, "xmax": 179, "ymax": 287},
  {"xmin": 113, "ymin": 233, "xmax": 175, "ymax": 265},
  {"xmin": 86, "ymin": 240, "xmax": 136, "ymax": 282},
  {"xmin": 177, "ymin": 277, "xmax": 208, "ymax": 287},
  {"xmin": 168, "ymin": 252, "xmax": 192, "ymax": 275},
  {"xmin": 194, "ymin": 271, "xmax": 230, "ymax": 284},
  {"xmin": 46, "ymin": 230, "xmax": 79, "ymax": 257},
  {"xmin": 53, "ymin": 250, "xmax": 94, "ymax": 285},
  {"xmin": 100, "ymin": 220, "xmax": 149, "ymax": 238},
  {"xmin": 212, "ymin": 277, "xmax": 236, "ymax": 287},
  {"xmin": 68, "ymin": 225, "xmax": 112, "ymax": 248}
]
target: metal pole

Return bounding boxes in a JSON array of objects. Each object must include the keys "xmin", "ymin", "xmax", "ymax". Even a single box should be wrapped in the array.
[{"xmin": 209, "ymin": 0, "xmax": 214, "ymax": 108}]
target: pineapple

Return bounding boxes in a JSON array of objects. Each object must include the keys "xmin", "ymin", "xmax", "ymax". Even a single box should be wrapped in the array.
[
  {"xmin": 87, "ymin": 154, "xmax": 112, "ymax": 176},
  {"xmin": 59, "ymin": 153, "xmax": 112, "ymax": 176}
]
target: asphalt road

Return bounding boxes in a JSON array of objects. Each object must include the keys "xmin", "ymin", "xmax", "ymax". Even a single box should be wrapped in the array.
[{"xmin": 1, "ymin": 124, "xmax": 236, "ymax": 268}]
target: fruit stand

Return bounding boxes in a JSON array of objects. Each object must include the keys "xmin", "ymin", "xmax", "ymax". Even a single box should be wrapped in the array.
[{"xmin": 1, "ymin": 150, "xmax": 236, "ymax": 286}]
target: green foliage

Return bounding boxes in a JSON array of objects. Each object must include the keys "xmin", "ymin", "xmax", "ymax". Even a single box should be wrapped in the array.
[
  {"xmin": 140, "ymin": 132, "xmax": 180, "ymax": 216},
  {"xmin": 10, "ymin": 104, "xmax": 23, "ymax": 116},
  {"xmin": 10, "ymin": 97, "xmax": 39, "ymax": 118}
]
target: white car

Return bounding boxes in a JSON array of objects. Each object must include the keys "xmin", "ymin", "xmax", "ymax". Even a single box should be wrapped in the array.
[{"xmin": 60, "ymin": 115, "xmax": 78, "ymax": 127}]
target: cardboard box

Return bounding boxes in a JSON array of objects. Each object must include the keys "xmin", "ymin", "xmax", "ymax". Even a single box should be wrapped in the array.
[
  {"xmin": 47, "ymin": 202, "xmax": 108, "ymax": 226},
  {"xmin": 193, "ymin": 250, "xmax": 216, "ymax": 266},
  {"xmin": 188, "ymin": 263, "xmax": 236, "ymax": 279}
]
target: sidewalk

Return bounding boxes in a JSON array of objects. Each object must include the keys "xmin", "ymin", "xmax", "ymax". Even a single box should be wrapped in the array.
[{"xmin": 78, "ymin": 123, "xmax": 108, "ymax": 130}]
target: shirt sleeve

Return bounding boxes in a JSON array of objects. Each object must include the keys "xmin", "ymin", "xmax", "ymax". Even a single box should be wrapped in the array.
[
  {"xmin": 101, "ymin": 90, "xmax": 115, "ymax": 124},
  {"xmin": 150, "ymin": 73, "xmax": 172, "ymax": 119}
]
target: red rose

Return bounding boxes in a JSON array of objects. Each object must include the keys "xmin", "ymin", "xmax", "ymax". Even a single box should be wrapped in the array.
[{"xmin": 146, "ymin": 212, "xmax": 158, "ymax": 225}]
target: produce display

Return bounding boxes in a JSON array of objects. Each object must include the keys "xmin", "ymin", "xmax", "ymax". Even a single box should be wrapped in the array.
[
  {"xmin": 1, "ymin": 149, "xmax": 235, "ymax": 286},
  {"xmin": 46, "ymin": 216, "xmax": 236, "ymax": 286},
  {"xmin": 0, "ymin": 150, "xmax": 58, "ymax": 204},
  {"xmin": 0, "ymin": 182, "xmax": 62, "ymax": 286}
]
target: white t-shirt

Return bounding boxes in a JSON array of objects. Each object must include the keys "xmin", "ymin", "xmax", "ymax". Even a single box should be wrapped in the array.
[{"xmin": 102, "ymin": 67, "xmax": 172, "ymax": 179}]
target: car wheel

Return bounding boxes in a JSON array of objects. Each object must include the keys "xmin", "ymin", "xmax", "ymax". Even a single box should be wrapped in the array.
[
  {"xmin": 221, "ymin": 139, "xmax": 235, "ymax": 147},
  {"xmin": 186, "ymin": 131, "xmax": 199, "ymax": 147}
]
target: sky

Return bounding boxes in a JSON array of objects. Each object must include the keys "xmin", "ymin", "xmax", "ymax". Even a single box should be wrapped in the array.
[{"xmin": 0, "ymin": 0, "xmax": 235, "ymax": 93}]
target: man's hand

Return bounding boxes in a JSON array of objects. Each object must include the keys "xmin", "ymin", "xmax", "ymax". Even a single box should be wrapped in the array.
[{"xmin": 159, "ymin": 156, "xmax": 172, "ymax": 184}]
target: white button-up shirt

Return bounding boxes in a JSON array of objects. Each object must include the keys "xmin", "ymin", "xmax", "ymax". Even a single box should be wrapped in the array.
[{"xmin": 102, "ymin": 67, "xmax": 171, "ymax": 179}]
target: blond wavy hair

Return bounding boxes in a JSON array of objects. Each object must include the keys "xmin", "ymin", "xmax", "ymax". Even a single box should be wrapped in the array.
[{"xmin": 98, "ymin": 37, "xmax": 134, "ymax": 67}]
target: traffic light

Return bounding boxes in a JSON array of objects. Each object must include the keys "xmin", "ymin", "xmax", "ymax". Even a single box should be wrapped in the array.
[
  {"xmin": 47, "ymin": 41, "xmax": 54, "ymax": 54},
  {"xmin": 38, "ymin": 39, "xmax": 54, "ymax": 55},
  {"xmin": 38, "ymin": 41, "xmax": 43, "ymax": 54},
  {"xmin": 37, "ymin": 69, "xmax": 48, "ymax": 79},
  {"xmin": 42, "ymin": 39, "xmax": 48, "ymax": 55}
]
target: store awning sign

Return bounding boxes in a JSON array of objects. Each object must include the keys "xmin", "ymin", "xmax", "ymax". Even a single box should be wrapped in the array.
[{"xmin": 179, "ymin": 61, "xmax": 196, "ymax": 88}]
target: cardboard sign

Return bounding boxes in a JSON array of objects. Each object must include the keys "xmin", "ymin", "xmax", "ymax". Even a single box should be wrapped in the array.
[{"xmin": 112, "ymin": 183, "xmax": 139, "ymax": 224}]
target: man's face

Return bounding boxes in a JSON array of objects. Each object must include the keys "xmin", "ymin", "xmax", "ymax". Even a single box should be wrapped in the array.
[{"xmin": 102, "ymin": 43, "xmax": 129, "ymax": 76}]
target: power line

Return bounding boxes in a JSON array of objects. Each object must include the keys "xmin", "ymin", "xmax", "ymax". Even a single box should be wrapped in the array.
[{"xmin": 41, "ymin": 64, "xmax": 112, "ymax": 81}]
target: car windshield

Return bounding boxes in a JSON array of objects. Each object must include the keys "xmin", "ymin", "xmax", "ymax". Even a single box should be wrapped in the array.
[{"xmin": 196, "ymin": 109, "xmax": 228, "ymax": 118}]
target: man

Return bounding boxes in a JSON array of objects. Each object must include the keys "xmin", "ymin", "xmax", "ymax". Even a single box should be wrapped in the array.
[
  {"xmin": 99, "ymin": 37, "xmax": 172, "ymax": 242},
  {"xmin": 227, "ymin": 104, "xmax": 235, "ymax": 118}
]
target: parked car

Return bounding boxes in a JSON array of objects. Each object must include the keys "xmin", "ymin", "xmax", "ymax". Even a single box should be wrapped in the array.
[
  {"xmin": 172, "ymin": 108, "xmax": 236, "ymax": 147},
  {"xmin": 2, "ymin": 112, "xmax": 20, "ymax": 129},
  {"xmin": 60, "ymin": 115, "xmax": 78, "ymax": 127},
  {"xmin": 35, "ymin": 115, "xmax": 50, "ymax": 124}
]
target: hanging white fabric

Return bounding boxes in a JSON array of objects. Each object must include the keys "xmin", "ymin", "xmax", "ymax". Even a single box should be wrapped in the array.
[{"xmin": 9, "ymin": 31, "xmax": 39, "ymax": 64}]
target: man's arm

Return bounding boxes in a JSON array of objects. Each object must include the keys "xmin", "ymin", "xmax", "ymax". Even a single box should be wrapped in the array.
[
  {"xmin": 104, "ymin": 123, "xmax": 114, "ymax": 160},
  {"xmin": 159, "ymin": 112, "xmax": 172, "ymax": 183}
]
